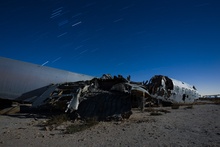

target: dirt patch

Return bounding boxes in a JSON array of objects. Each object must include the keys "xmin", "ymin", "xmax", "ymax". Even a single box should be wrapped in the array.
[{"xmin": 0, "ymin": 104, "xmax": 220, "ymax": 147}]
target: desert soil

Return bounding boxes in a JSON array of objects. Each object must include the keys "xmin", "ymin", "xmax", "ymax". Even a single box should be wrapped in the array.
[{"xmin": 0, "ymin": 104, "xmax": 219, "ymax": 147}]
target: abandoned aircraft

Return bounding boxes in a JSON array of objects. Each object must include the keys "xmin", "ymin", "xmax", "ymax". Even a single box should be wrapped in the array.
[{"xmin": 0, "ymin": 57, "xmax": 201, "ymax": 120}]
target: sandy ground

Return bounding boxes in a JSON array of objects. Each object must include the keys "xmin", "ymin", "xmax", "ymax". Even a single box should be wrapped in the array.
[{"xmin": 0, "ymin": 104, "xmax": 219, "ymax": 147}]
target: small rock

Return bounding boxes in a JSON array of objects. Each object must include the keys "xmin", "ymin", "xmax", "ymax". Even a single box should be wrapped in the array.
[
  {"xmin": 56, "ymin": 125, "xmax": 66, "ymax": 130},
  {"xmin": 78, "ymin": 138, "xmax": 84, "ymax": 142}
]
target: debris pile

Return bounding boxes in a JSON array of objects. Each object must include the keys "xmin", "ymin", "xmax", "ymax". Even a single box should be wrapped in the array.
[
  {"xmin": 34, "ymin": 75, "xmax": 148, "ymax": 121},
  {"xmin": 1, "ymin": 74, "xmax": 201, "ymax": 119}
]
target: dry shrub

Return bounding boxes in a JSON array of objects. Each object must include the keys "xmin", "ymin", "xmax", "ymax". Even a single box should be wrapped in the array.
[
  {"xmin": 135, "ymin": 119, "xmax": 156, "ymax": 123},
  {"xmin": 171, "ymin": 104, "xmax": 180, "ymax": 109},
  {"xmin": 145, "ymin": 108, "xmax": 170, "ymax": 115},
  {"xmin": 144, "ymin": 108, "xmax": 155, "ymax": 112},
  {"xmin": 150, "ymin": 112, "xmax": 163, "ymax": 116},
  {"xmin": 46, "ymin": 114, "xmax": 69, "ymax": 126},
  {"xmin": 195, "ymin": 98, "xmax": 220, "ymax": 105},
  {"xmin": 158, "ymin": 109, "xmax": 171, "ymax": 113},
  {"xmin": 184, "ymin": 105, "xmax": 193, "ymax": 109},
  {"xmin": 65, "ymin": 118, "xmax": 99, "ymax": 134}
]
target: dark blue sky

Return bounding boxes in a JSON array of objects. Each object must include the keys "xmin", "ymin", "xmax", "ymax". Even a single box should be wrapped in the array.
[{"xmin": 1, "ymin": 0, "xmax": 220, "ymax": 95}]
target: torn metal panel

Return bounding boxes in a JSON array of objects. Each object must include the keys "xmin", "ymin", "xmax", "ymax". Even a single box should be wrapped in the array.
[
  {"xmin": 111, "ymin": 83, "xmax": 130, "ymax": 93},
  {"xmin": 126, "ymin": 83, "xmax": 149, "ymax": 95},
  {"xmin": 95, "ymin": 75, "xmax": 128, "ymax": 91},
  {"xmin": 32, "ymin": 84, "xmax": 59, "ymax": 107},
  {"xmin": 100, "ymin": 74, "xmax": 112, "ymax": 79},
  {"xmin": 146, "ymin": 75, "xmax": 200, "ymax": 104},
  {"xmin": 65, "ymin": 88, "xmax": 82, "ymax": 113}
]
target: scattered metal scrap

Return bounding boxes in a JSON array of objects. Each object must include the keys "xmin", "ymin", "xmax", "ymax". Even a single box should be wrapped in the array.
[{"xmin": 30, "ymin": 75, "xmax": 149, "ymax": 121}]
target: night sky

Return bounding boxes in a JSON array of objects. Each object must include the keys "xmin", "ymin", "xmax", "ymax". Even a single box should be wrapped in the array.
[{"xmin": 0, "ymin": 0, "xmax": 220, "ymax": 95}]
